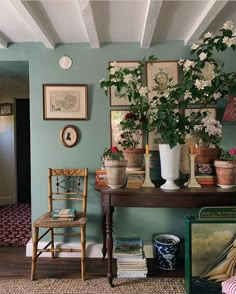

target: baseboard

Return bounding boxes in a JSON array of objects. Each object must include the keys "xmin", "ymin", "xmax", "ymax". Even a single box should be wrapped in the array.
[{"xmin": 26, "ymin": 239, "xmax": 154, "ymax": 258}]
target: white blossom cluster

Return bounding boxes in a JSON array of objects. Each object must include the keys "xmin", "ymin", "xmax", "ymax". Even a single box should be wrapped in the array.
[{"xmin": 194, "ymin": 117, "xmax": 223, "ymax": 142}]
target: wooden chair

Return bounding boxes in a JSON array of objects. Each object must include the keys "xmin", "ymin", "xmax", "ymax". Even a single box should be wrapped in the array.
[{"xmin": 30, "ymin": 168, "xmax": 88, "ymax": 281}]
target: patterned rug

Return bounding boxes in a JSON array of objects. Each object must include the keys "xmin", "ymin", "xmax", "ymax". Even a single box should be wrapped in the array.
[
  {"xmin": 0, "ymin": 277, "xmax": 185, "ymax": 293},
  {"xmin": 0, "ymin": 203, "xmax": 31, "ymax": 247}
]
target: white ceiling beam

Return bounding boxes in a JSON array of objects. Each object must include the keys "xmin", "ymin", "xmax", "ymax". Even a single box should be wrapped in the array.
[
  {"xmin": 141, "ymin": 0, "xmax": 163, "ymax": 48},
  {"xmin": 8, "ymin": 0, "xmax": 55, "ymax": 49},
  {"xmin": 0, "ymin": 32, "xmax": 8, "ymax": 49},
  {"xmin": 185, "ymin": 0, "xmax": 229, "ymax": 46},
  {"xmin": 77, "ymin": 0, "xmax": 100, "ymax": 48}
]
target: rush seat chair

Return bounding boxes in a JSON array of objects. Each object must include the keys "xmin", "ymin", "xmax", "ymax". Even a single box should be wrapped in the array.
[{"xmin": 30, "ymin": 168, "xmax": 88, "ymax": 280}]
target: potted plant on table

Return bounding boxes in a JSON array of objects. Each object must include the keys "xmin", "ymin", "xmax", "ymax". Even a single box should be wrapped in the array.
[
  {"xmin": 100, "ymin": 56, "xmax": 156, "ymax": 170},
  {"xmin": 102, "ymin": 146, "xmax": 128, "ymax": 189},
  {"xmin": 214, "ymin": 148, "xmax": 236, "ymax": 188},
  {"xmin": 149, "ymin": 21, "xmax": 236, "ymax": 189}
]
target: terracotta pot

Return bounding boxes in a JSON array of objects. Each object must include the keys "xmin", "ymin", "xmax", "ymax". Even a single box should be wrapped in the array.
[
  {"xmin": 214, "ymin": 160, "xmax": 236, "ymax": 187},
  {"xmin": 123, "ymin": 148, "xmax": 145, "ymax": 171},
  {"xmin": 104, "ymin": 160, "xmax": 128, "ymax": 189},
  {"xmin": 193, "ymin": 147, "xmax": 221, "ymax": 164}
]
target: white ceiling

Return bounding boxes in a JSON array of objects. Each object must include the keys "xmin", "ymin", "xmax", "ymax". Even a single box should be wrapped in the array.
[{"xmin": 0, "ymin": 0, "xmax": 236, "ymax": 50}]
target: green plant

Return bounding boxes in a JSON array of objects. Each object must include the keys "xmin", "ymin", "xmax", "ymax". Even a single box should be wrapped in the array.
[
  {"xmin": 150, "ymin": 21, "xmax": 236, "ymax": 149},
  {"xmin": 220, "ymin": 148, "xmax": 236, "ymax": 161},
  {"xmin": 100, "ymin": 56, "xmax": 157, "ymax": 148},
  {"xmin": 102, "ymin": 146, "xmax": 124, "ymax": 160}
]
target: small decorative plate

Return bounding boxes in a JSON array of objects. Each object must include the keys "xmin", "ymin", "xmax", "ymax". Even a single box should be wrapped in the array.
[{"xmin": 59, "ymin": 56, "xmax": 73, "ymax": 69}]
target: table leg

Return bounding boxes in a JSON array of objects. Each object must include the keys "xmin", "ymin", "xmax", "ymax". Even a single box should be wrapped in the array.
[
  {"xmin": 105, "ymin": 206, "xmax": 114, "ymax": 287},
  {"xmin": 101, "ymin": 207, "xmax": 107, "ymax": 259}
]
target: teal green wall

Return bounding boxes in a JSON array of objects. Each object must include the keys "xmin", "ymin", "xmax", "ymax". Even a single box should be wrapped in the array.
[{"xmin": 0, "ymin": 42, "xmax": 235, "ymax": 243}]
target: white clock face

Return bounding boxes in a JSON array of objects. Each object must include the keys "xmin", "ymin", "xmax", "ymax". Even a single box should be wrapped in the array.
[{"xmin": 59, "ymin": 56, "xmax": 72, "ymax": 69}]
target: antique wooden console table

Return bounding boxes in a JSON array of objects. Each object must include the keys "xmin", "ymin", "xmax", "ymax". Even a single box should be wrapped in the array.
[{"xmin": 95, "ymin": 183, "xmax": 236, "ymax": 287}]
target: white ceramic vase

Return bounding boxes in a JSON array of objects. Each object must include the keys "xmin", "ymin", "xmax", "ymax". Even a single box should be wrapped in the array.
[{"xmin": 159, "ymin": 144, "xmax": 181, "ymax": 190}]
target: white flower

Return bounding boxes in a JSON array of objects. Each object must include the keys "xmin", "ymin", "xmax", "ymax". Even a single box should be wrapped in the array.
[
  {"xmin": 138, "ymin": 87, "xmax": 148, "ymax": 97},
  {"xmin": 204, "ymin": 32, "xmax": 214, "ymax": 39},
  {"xmin": 178, "ymin": 59, "xmax": 184, "ymax": 65},
  {"xmin": 223, "ymin": 36, "xmax": 236, "ymax": 47},
  {"xmin": 223, "ymin": 21, "xmax": 234, "ymax": 31},
  {"xmin": 124, "ymin": 74, "xmax": 133, "ymax": 84},
  {"xmin": 199, "ymin": 52, "xmax": 207, "ymax": 61},
  {"xmin": 214, "ymin": 38, "xmax": 219, "ymax": 43},
  {"xmin": 183, "ymin": 60, "xmax": 196, "ymax": 71},
  {"xmin": 191, "ymin": 43, "xmax": 199, "ymax": 50},
  {"xmin": 110, "ymin": 67, "xmax": 120, "ymax": 75},
  {"xmin": 110, "ymin": 61, "xmax": 118, "ymax": 67},
  {"xmin": 213, "ymin": 92, "xmax": 222, "ymax": 100},
  {"xmin": 195, "ymin": 79, "xmax": 205, "ymax": 90},
  {"xmin": 184, "ymin": 90, "xmax": 192, "ymax": 99},
  {"xmin": 99, "ymin": 78, "xmax": 105, "ymax": 84}
]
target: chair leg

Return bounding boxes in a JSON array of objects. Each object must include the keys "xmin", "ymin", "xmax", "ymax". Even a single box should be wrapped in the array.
[
  {"xmin": 81, "ymin": 226, "xmax": 86, "ymax": 281},
  {"xmin": 30, "ymin": 226, "xmax": 39, "ymax": 281},
  {"xmin": 50, "ymin": 228, "xmax": 55, "ymax": 259}
]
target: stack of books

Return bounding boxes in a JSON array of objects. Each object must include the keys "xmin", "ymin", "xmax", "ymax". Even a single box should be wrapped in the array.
[
  {"xmin": 96, "ymin": 169, "xmax": 145, "ymax": 188},
  {"xmin": 196, "ymin": 175, "xmax": 217, "ymax": 185},
  {"xmin": 113, "ymin": 237, "xmax": 147, "ymax": 278},
  {"xmin": 51, "ymin": 208, "xmax": 76, "ymax": 221}
]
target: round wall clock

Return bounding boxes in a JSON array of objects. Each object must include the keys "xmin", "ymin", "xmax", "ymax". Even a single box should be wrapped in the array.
[
  {"xmin": 60, "ymin": 125, "xmax": 78, "ymax": 147},
  {"xmin": 59, "ymin": 56, "xmax": 73, "ymax": 69}
]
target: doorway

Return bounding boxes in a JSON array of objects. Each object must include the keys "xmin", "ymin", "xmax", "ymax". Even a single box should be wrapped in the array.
[{"xmin": 15, "ymin": 99, "xmax": 31, "ymax": 204}]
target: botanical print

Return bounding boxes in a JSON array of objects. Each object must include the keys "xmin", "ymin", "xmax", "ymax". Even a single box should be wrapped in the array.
[
  {"xmin": 147, "ymin": 61, "xmax": 178, "ymax": 100},
  {"xmin": 49, "ymin": 90, "xmax": 80, "ymax": 113}
]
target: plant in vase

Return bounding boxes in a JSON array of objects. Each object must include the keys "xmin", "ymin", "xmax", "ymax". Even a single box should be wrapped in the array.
[
  {"xmin": 102, "ymin": 146, "xmax": 127, "ymax": 189},
  {"xmin": 214, "ymin": 148, "xmax": 236, "ymax": 188},
  {"xmin": 100, "ymin": 56, "xmax": 156, "ymax": 170},
  {"xmin": 149, "ymin": 21, "xmax": 236, "ymax": 189}
]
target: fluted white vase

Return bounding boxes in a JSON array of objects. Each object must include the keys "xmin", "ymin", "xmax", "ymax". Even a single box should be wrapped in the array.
[{"xmin": 159, "ymin": 144, "xmax": 181, "ymax": 190}]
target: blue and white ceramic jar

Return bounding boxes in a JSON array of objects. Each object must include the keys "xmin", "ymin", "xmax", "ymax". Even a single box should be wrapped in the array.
[{"xmin": 154, "ymin": 234, "xmax": 180, "ymax": 270}]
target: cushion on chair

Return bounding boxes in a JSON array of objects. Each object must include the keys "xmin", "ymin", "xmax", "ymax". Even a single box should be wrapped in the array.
[{"xmin": 222, "ymin": 276, "xmax": 236, "ymax": 294}]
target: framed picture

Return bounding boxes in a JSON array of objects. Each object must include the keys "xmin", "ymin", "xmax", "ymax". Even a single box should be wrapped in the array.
[
  {"xmin": 146, "ymin": 61, "xmax": 178, "ymax": 100},
  {"xmin": 110, "ymin": 110, "xmax": 143, "ymax": 148},
  {"xmin": 43, "ymin": 84, "xmax": 88, "ymax": 120},
  {"xmin": 60, "ymin": 125, "xmax": 78, "ymax": 147},
  {"xmin": 185, "ymin": 216, "xmax": 236, "ymax": 294},
  {"xmin": 109, "ymin": 61, "xmax": 140, "ymax": 106},
  {"xmin": 0, "ymin": 103, "xmax": 12, "ymax": 116}
]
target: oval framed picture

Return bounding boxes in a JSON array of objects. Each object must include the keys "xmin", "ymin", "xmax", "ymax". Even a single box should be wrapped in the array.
[{"xmin": 60, "ymin": 125, "xmax": 78, "ymax": 147}]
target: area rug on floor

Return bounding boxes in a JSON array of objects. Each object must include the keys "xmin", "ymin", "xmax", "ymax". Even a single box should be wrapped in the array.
[
  {"xmin": 0, "ymin": 203, "xmax": 31, "ymax": 247},
  {"xmin": 0, "ymin": 277, "xmax": 185, "ymax": 294}
]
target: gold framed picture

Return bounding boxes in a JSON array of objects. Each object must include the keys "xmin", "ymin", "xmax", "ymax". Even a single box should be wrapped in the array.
[
  {"xmin": 43, "ymin": 84, "xmax": 88, "ymax": 120},
  {"xmin": 60, "ymin": 125, "xmax": 78, "ymax": 147}
]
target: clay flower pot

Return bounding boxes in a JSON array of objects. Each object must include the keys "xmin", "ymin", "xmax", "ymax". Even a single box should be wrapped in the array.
[
  {"xmin": 214, "ymin": 160, "xmax": 236, "ymax": 188},
  {"xmin": 104, "ymin": 159, "xmax": 128, "ymax": 189},
  {"xmin": 123, "ymin": 148, "xmax": 145, "ymax": 171}
]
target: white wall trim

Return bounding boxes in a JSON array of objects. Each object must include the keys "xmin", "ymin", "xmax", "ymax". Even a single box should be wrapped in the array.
[{"xmin": 26, "ymin": 239, "xmax": 154, "ymax": 258}]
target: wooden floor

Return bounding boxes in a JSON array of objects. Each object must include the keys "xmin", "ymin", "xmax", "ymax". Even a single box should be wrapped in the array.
[{"xmin": 0, "ymin": 247, "xmax": 184, "ymax": 280}]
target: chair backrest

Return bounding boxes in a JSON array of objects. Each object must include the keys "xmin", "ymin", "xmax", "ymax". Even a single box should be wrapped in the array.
[{"xmin": 48, "ymin": 168, "xmax": 88, "ymax": 214}]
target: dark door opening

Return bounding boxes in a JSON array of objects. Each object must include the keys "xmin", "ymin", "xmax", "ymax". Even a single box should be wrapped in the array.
[{"xmin": 16, "ymin": 99, "xmax": 31, "ymax": 204}]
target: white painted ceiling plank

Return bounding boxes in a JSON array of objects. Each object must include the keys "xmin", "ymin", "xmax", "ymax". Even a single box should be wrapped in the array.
[
  {"xmin": 141, "ymin": 0, "xmax": 163, "ymax": 48},
  {"xmin": 0, "ymin": 33, "xmax": 8, "ymax": 48},
  {"xmin": 8, "ymin": 0, "xmax": 55, "ymax": 49},
  {"xmin": 78, "ymin": 0, "xmax": 100, "ymax": 48},
  {"xmin": 185, "ymin": 0, "xmax": 228, "ymax": 46}
]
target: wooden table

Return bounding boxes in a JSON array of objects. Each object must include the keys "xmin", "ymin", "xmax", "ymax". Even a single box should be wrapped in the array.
[{"xmin": 95, "ymin": 183, "xmax": 236, "ymax": 286}]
